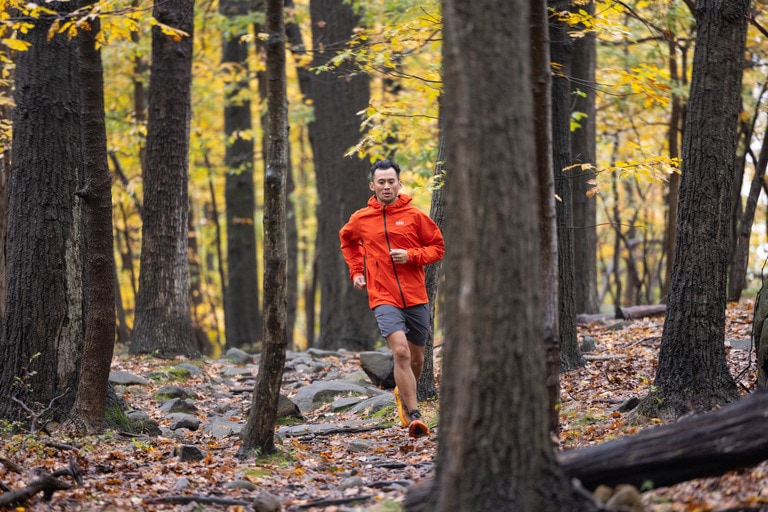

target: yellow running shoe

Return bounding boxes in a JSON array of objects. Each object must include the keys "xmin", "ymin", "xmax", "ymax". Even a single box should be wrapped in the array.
[
  {"xmin": 408, "ymin": 410, "xmax": 429, "ymax": 438},
  {"xmin": 393, "ymin": 387, "xmax": 410, "ymax": 427}
]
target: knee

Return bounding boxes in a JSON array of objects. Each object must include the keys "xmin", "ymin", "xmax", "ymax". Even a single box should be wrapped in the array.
[{"xmin": 391, "ymin": 345, "xmax": 411, "ymax": 365}]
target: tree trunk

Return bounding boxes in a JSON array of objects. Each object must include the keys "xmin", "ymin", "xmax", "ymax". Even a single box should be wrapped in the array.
[
  {"xmin": 429, "ymin": 0, "xmax": 592, "ymax": 509},
  {"xmin": 221, "ymin": 0, "xmax": 261, "ymax": 350},
  {"xmin": 531, "ymin": 0, "xmax": 560, "ymax": 435},
  {"xmin": 662, "ymin": 34, "xmax": 685, "ymax": 301},
  {"xmin": 550, "ymin": 0, "xmax": 585, "ymax": 372},
  {"xmin": 570, "ymin": 0, "xmax": 599, "ymax": 315},
  {"xmin": 69, "ymin": 12, "xmax": 117, "ymax": 433},
  {"xmin": 239, "ymin": 0, "xmax": 288, "ymax": 457},
  {"xmin": 0, "ymin": 9, "xmax": 84, "ymax": 422},
  {"xmin": 637, "ymin": 0, "xmax": 749, "ymax": 420},
  {"xmin": 559, "ymin": 391, "xmax": 768, "ymax": 492},
  {"xmin": 131, "ymin": 0, "xmax": 199, "ymax": 358},
  {"xmin": 309, "ymin": 0, "xmax": 378, "ymax": 351},
  {"xmin": 728, "ymin": 87, "xmax": 768, "ymax": 302},
  {"xmin": 420, "ymin": 137, "xmax": 445, "ymax": 402}
]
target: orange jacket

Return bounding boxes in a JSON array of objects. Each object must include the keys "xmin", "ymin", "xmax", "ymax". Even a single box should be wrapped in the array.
[{"xmin": 339, "ymin": 194, "xmax": 445, "ymax": 310}]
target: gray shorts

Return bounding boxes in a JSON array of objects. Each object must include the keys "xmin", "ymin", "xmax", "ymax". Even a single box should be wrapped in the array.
[{"xmin": 373, "ymin": 304, "xmax": 431, "ymax": 347}]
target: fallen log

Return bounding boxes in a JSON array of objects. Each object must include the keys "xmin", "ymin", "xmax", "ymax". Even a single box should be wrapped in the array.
[
  {"xmin": 576, "ymin": 304, "xmax": 666, "ymax": 325},
  {"xmin": 558, "ymin": 390, "xmax": 768, "ymax": 491},
  {"xmin": 616, "ymin": 304, "xmax": 666, "ymax": 320}
]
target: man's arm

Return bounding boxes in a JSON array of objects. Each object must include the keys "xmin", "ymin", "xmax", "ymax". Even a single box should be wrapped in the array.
[
  {"xmin": 339, "ymin": 222, "xmax": 365, "ymax": 281},
  {"xmin": 407, "ymin": 214, "xmax": 445, "ymax": 266}
]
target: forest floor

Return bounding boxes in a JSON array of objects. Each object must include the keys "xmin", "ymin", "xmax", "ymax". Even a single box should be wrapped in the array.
[{"xmin": 0, "ymin": 300, "xmax": 765, "ymax": 512}]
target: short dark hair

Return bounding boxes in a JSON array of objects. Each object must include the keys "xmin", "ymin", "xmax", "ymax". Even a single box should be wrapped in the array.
[{"xmin": 370, "ymin": 159, "xmax": 401, "ymax": 179}]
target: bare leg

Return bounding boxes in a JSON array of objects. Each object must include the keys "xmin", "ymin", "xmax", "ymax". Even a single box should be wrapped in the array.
[{"xmin": 387, "ymin": 330, "xmax": 422, "ymax": 413}]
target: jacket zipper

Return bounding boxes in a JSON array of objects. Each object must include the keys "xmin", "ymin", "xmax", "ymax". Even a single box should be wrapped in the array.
[{"xmin": 383, "ymin": 206, "xmax": 408, "ymax": 308}]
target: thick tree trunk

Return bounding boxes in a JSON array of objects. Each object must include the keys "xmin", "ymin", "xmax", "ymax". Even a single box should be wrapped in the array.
[
  {"xmin": 431, "ymin": 0, "xmax": 592, "ymax": 509},
  {"xmin": 570, "ymin": 0, "xmax": 599, "ymax": 315},
  {"xmin": 550, "ymin": 0, "xmax": 585, "ymax": 372},
  {"xmin": 239, "ymin": 0, "xmax": 288, "ymax": 457},
  {"xmin": 559, "ymin": 391, "xmax": 768, "ymax": 491},
  {"xmin": 70, "ymin": 12, "xmax": 117, "ymax": 433},
  {"xmin": 221, "ymin": 0, "xmax": 261, "ymax": 350},
  {"xmin": 131, "ymin": 0, "xmax": 199, "ymax": 358},
  {"xmin": 0, "ymin": 8, "xmax": 84, "ymax": 422},
  {"xmin": 309, "ymin": 0, "xmax": 378, "ymax": 351},
  {"xmin": 637, "ymin": 0, "xmax": 749, "ymax": 419}
]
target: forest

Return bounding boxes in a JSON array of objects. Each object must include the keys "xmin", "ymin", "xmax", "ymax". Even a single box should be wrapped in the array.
[{"xmin": 1, "ymin": 0, "xmax": 768, "ymax": 510}]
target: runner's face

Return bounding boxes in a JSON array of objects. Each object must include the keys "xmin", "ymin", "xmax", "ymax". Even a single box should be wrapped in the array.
[{"xmin": 370, "ymin": 168, "xmax": 401, "ymax": 205}]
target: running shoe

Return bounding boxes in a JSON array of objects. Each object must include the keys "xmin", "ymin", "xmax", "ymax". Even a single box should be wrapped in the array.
[{"xmin": 408, "ymin": 410, "xmax": 429, "ymax": 438}]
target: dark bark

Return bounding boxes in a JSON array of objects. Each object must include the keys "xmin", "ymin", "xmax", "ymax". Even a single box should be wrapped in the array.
[
  {"xmin": 69, "ymin": 11, "xmax": 117, "ymax": 433},
  {"xmin": 550, "ymin": 0, "xmax": 585, "ymax": 372},
  {"xmin": 0, "ymin": 5, "xmax": 84, "ymax": 423},
  {"xmin": 570, "ymin": 0, "xmax": 599, "ymax": 315},
  {"xmin": 239, "ymin": 0, "xmax": 288, "ymax": 457},
  {"xmin": 559, "ymin": 391, "xmax": 768, "ymax": 492},
  {"xmin": 662, "ymin": 35, "xmax": 685, "ymax": 301},
  {"xmin": 130, "ymin": 0, "xmax": 199, "ymax": 358},
  {"xmin": 309, "ymin": 0, "xmax": 378, "ymax": 351},
  {"xmin": 637, "ymin": 0, "xmax": 749, "ymax": 419},
  {"xmin": 531, "ymin": 0, "xmax": 560, "ymax": 435},
  {"xmin": 222, "ymin": 0, "xmax": 261, "ymax": 350},
  {"xmin": 728, "ymin": 86, "xmax": 768, "ymax": 302},
  {"xmin": 188, "ymin": 205, "xmax": 214, "ymax": 355},
  {"xmin": 429, "ymin": 0, "xmax": 591, "ymax": 509},
  {"xmin": 419, "ymin": 138, "xmax": 445, "ymax": 402}
]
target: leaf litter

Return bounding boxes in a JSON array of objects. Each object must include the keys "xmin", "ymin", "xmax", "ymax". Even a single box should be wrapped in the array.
[{"xmin": 0, "ymin": 301, "xmax": 763, "ymax": 511}]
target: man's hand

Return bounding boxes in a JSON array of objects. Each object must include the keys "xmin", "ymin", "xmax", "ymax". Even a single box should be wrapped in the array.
[
  {"xmin": 353, "ymin": 275, "xmax": 367, "ymax": 291},
  {"xmin": 390, "ymin": 248, "xmax": 409, "ymax": 264}
]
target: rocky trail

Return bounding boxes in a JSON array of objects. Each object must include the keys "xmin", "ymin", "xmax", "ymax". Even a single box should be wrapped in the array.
[{"xmin": 0, "ymin": 301, "xmax": 765, "ymax": 511}]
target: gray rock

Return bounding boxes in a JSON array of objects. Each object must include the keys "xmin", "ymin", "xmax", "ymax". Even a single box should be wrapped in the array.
[
  {"xmin": 278, "ymin": 394, "xmax": 303, "ymax": 419},
  {"xmin": 225, "ymin": 479, "xmax": 258, "ymax": 490},
  {"xmin": 173, "ymin": 363, "xmax": 203, "ymax": 377},
  {"xmin": 125, "ymin": 410, "xmax": 162, "ymax": 436},
  {"xmin": 276, "ymin": 420, "xmax": 381, "ymax": 439},
  {"xmin": 580, "ymin": 336, "xmax": 598, "ymax": 353},
  {"xmin": 291, "ymin": 381, "xmax": 370, "ymax": 413},
  {"xmin": 109, "ymin": 370, "xmax": 150, "ymax": 386},
  {"xmin": 359, "ymin": 351, "xmax": 395, "ymax": 388},
  {"xmin": 338, "ymin": 476, "xmax": 365, "ymax": 490},
  {"xmin": 175, "ymin": 477, "xmax": 191, "ymax": 490},
  {"xmin": 155, "ymin": 385, "xmax": 198, "ymax": 401},
  {"xmin": 349, "ymin": 394, "xmax": 396, "ymax": 416},
  {"xmin": 222, "ymin": 367, "xmax": 255, "ymax": 378},
  {"xmin": 169, "ymin": 413, "xmax": 201, "ymax": 431},
  {"xmin": 224, "ymin": 347, "xmax": 253, "ymax": 365},
  {"xmin": 252, "ymin": 492, "xmax": 282, "ymax": 512},
  {"xmin": 205, "ymin": 417, "xmax": 243, "ymax": 438},
  {"xmin": 332, "ymin": 396, "xmax": 363, "ymax": 411},
  {"xmin": 177, "ymin": 445, "xmax": 205, "ymax": 462},
  {"xmin": 305, "ymin": 348, "xmax": 341, "ymax": 358},
  {"xmin": 160, "ymin": 398, "xmax": 198, "ymax": 414},
  {"xmin": 347, "ymin": 440, "xmax": 373, "ymax": 452}
]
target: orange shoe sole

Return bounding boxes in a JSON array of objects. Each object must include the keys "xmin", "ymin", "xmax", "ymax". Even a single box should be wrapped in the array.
[{"xmin": 408, "ymin": 420, "xmax": 429, "ymax": 438}]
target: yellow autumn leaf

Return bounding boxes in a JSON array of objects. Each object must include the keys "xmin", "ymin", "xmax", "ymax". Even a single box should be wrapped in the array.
[{"xmin": 2, "ymin": 37, "xmax": 29, "ymax": 51}]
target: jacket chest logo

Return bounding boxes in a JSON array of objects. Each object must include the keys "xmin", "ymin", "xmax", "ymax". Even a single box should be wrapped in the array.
[{"xmin": 395, "ymin": 220, "xmax": 405, "ymax": 226}]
